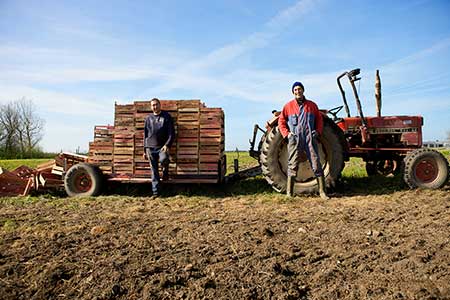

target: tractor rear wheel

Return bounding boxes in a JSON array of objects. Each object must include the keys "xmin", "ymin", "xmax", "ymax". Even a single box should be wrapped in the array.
[
  {"xmin": 403, "ymin": 148, "xmax": 449, "ymax": 189},
  {"xmin": 64, "ymin": 163, "xmax": 103, "ymax": 197},
  {"xmin": 260, "ymin": 119, "xmax": 345, "ymax": 195}
]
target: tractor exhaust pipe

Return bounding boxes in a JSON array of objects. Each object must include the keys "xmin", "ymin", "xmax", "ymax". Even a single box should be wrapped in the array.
[{"xmin": 375, "ymin": 70, "xmax": 382, "ymax": 117}]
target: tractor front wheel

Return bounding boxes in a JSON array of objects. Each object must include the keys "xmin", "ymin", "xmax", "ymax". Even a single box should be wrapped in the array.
[
  {"xmin": 403, "ymin": 148, "xmax": 449, "ymax": 189},
  {"xmin": 64, "ymin": 163, "xmax": 103, "ymax": 197}
]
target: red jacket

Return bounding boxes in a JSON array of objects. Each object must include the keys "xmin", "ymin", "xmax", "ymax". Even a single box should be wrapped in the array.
[{"xmin": 278, "ymin": 98, "xmax": 323, "ymax": 138}]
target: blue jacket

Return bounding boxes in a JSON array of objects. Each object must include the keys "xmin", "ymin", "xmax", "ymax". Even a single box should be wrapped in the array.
[{"xmin": 144, "ymin": 111, "xmax": 174, "ymax": 148}]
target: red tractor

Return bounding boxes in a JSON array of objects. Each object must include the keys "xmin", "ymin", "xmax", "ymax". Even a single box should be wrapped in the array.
[{"xmin": 250, "ymin": 68, "xmax": 449, "ymax": 195}]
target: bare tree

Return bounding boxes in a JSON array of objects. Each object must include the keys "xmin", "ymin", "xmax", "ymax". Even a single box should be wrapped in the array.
[
  {"xmin": 17, "ymin": 99, "xmax": 44, "ymax": 156},
  {"xmin": 0, "ymin": 98, "xmax": 45, "ymax": 158},
  {"xmin": 446, "ymin": 130, "xmax": 450, "ymax": 142},
  {"xmin": 0, "ymin": 102, "xmax": 20, "ymax": 157}
]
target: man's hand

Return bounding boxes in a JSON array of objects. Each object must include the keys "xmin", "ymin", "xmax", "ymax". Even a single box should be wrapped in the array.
[
  {"xmin": 287, "ymin": 132, "xmax": 294, "ymax": 139},
  {"xmin": 312, "ymin": 130, "xmax": 320, "ymax": 139},
  {"xmin": 142, "ymin": 152, "xmax": 147, "ymax": 160},
  {"xmin": 161, "ymin": 145, "xmax": 168, "ymax": 153}
]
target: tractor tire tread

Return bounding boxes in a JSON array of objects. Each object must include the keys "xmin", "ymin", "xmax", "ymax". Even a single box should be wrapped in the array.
[
  {"xmin": 64, "ymin": 163, "xmax": 103, "ymax": 197},
  {"xmin": 403, "ymin": 148, "xmax": 449, "ymax": 189}
]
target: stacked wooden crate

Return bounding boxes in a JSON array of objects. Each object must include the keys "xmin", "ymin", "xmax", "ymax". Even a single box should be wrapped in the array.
[
  {"xmin": 87, "ymin": 125, "xmax": 114, "ymax": 173},
  {"xmin": 113, "ymin": 104, "xmax": 135, "ymax": 174},
  {"xmin": 176, "ymin": 100, "xmax": 201, "ymax": 175},
  {"xmin": 133, "ymin": 101, "xmax": 149, "ymax": 177},
  {"xmin": 199, "ymin": 107, "xmax": 225, "ymax": 176},
  {"xmin": 87, "ymin": 99, "xmax": 225, "ymax": 183}
]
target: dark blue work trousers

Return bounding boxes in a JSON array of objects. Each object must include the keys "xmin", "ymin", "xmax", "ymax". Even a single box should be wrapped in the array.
[
  {"xmin": 145, "ymin": 147, "xmax": 170, "ymax": 195},
  {"xmin": 287, "ymin": 105, "xmax": 323, "ymax": 178}
]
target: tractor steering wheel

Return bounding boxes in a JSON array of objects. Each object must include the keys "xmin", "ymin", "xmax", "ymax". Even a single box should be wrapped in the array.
[{"xmin": 327, "ymin": 105, "xmax": 344, "ymax": 121}]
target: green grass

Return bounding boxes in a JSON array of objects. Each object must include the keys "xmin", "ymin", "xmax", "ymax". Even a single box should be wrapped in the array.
[
  {"xmin": 342, "ymin": 157, "xmax": 367, "ymax": 178},
  {"xmin": 1, "ymin": 149, "xmax": 448, "ymax": 200},
  {"xmin": 224, "ymin": 151, "xmax": 259, "ymax": 175},
  {"xmin": 0, "ymin": 152, "xmax": 258, "ymax": 174},
  {"xmin": 339, "ymin": 157, "xmax": 405, "ymax": 195},
  {"xmin": 0, "ymin": 158, "xmax": 53, "ymax": 171}
]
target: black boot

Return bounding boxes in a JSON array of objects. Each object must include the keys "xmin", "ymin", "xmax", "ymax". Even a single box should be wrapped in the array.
[
  {"xmin": 287, "ymin": 176, "xmax": 295, "ymax": 197},
  {"xmin": 317, "ymin": 176, "xmax": 330, "ymax": 200}
]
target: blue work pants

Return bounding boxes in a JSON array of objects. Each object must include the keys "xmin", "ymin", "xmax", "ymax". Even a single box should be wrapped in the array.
[
  {"xmin": 145, "ymin": 147, "xmax": 170, "ymax": 195},
  {"xmin": 287, "ymin": 132, "xmax": 324, "ymax": 178}
]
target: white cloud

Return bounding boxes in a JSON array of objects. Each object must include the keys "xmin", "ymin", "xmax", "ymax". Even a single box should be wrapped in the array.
[
  {"xmin": 0, "ymin": 84, "xmax": 115, "ymax": 152},
  {"xmin": 380, "ymin": 37, "xmax": 450, "ymax": 87},
  {"xmin": 0, "ymin": 84, "xmax": 111, "ymax": 117},
  {"xmin": 0, "ymin": 43, "xmax": 186, "ymax": 84},
  {"xmin": 42, "ymin": 121, "xmax": 95, "ymax": 153},
  {"xmin": 1, "ymin": 67, "xmax": 167, "ymax": 84},
  {"xmin": 139, "ymin": 67, "xmax": 339, "ymax": 107},
  {"xmin": 0, "ymin": 45, "xmax": 71, "ymax": 58},
  {"xmin": 181, "ymin": 0, "xmax": 319, "ymax": 71},
  {"xmin": 267, "ymin": 0, "xmax": 319, "ymax": 29},
  {"xmin": 139, "ymin": 0, "xmax": 322, "ymax": 99}
]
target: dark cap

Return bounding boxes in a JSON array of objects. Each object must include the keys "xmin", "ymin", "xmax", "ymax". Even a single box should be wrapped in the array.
[{"xmin": 292, "ymin": 81, "xmax": 304, "ymax": 92}]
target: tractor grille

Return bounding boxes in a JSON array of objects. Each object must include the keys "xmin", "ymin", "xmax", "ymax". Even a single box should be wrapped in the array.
[{"xmin": 368, "ymin": 127, "xmax": 419, "ymax": 134}]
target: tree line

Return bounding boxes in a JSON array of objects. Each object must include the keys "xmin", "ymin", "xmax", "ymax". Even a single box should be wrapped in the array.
[{"xmin": 0, "ymin": 98, "xmax": 45, "ymax": 159}]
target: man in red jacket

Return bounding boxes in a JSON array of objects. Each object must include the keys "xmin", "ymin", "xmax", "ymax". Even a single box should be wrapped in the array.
[{"xmin": 278, "ymin": 82, "xmax": 329, "ymax": 199}]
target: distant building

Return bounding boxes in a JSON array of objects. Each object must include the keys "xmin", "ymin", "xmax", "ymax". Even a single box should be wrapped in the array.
[{"xmin": 423, "ymin": 140, "xmax": 447, "ymax": 148}]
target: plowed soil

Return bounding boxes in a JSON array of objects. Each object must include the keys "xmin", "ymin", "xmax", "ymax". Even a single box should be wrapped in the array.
[{"xmin": 1, "ymin": 186, "xmax": 450, "ymax": 300}]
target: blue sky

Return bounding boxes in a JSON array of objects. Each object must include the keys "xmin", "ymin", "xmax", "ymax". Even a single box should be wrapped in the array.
[{"xmin": 1, "ymin": 0, "xmax": 449, "ymax": 152}]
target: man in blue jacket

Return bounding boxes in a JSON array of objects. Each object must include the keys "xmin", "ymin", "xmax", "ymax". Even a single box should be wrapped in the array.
[{"xmin": 143, "ymin": 98, "xmax": 175, "ymax": 197}]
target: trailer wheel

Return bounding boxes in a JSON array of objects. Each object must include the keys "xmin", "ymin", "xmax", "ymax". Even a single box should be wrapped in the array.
[
  {"xmin": 403, "ymin": 148, "xmax": 449, "ymax": 189},
  {"xmin": 260, "ymin": 119, "xmax": 345, "ymax": 195},
  {"xmin": 64, "ymin": 163, "xmax": 103, "ymax": 197},
  {"xmin": 366, "ymin": 159, "xmax": 401, "ymax": 176}
]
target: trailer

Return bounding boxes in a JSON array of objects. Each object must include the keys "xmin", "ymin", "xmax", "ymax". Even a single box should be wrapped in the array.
[{"xmin": 61, "ymin": 99, "xmax": 231, "ymax": 196}]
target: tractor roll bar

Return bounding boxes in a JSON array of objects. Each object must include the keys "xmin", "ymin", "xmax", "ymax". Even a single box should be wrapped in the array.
[
  {"xmin": 337, "ymin": 72, "xmax": 351, "ymax": 118},
  {"xmin": 337, "ymin": 68, "xmax": 368, "ymax": 129}
]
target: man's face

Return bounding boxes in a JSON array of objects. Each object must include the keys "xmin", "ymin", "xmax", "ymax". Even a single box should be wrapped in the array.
[
  {"xmin": 151, "ymin": 100, "xmax": 161, "ymax": 114},
  {"xmin": 293, "ymin": 86, "xmax": 304, "ymax": 100}
]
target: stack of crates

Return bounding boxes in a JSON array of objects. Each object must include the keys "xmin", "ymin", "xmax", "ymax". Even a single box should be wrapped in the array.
[
  {"xmin": 176, "ymin": 100, "xmax": 201, "ymax": 175},
  {"xmin": 87, "ymin": 125, "xmax": 114, "ymax": 173},
  {"xmin": 199, "ymin": 107, "xmax": 225, "ymax": 176},
  {"xmin": 113, "ymin": 104, "xmax": 135, "ymax": 174},
  {"xmin": 133, "ymin": 101, "xmax": 150, "ymax": 177},
  {"xmin": 88, "ymin": 99, "xmax": 225, "ymax": 183}
]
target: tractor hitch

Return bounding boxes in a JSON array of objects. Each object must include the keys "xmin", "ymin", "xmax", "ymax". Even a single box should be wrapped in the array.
[{"xmin": 249, "ymin": 124, "xmax": 266, "ymax": 159}]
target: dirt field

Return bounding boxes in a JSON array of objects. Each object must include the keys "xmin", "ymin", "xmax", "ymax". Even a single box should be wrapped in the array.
[{"xmin": 1, "ymin": 182, "xmax": 450, "ymax": 300}]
